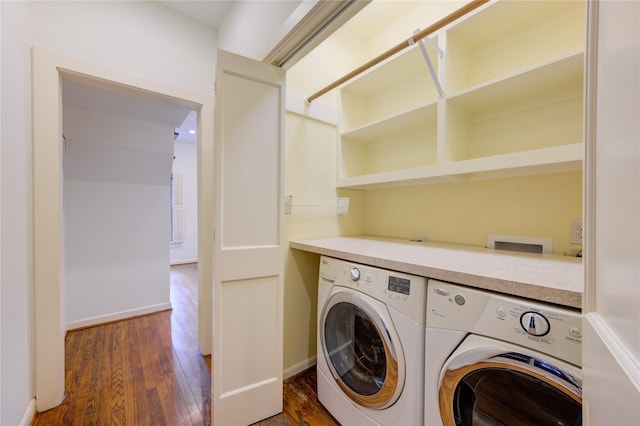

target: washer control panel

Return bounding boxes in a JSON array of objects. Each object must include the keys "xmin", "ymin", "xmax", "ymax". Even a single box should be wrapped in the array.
[
  {"xmin": 319, "ymin": 256, "xmax": 427, "ymax": 325},
  {"xmin": 427, "ymin": 279, "xmax": 582, "ymax": 366}
]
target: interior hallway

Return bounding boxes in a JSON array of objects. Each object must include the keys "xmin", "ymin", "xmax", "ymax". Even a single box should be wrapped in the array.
[{"xmin": 31, "ymin": 263, "xmax": 338, "ymax": 425}]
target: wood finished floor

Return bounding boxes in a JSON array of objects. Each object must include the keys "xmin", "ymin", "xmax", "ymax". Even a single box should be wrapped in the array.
[{"xmin": 32, "ymin": 263, "xmax": 338, "ymax": 426}]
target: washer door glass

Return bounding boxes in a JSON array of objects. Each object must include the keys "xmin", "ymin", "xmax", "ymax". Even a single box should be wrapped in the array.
[
  {"xmin": 322, "ymin": 293, "xmax": 402, "ymax": 409},
  {"xmin": 440, "ymin": 352, "xmax": 582, "ymax": 426}
]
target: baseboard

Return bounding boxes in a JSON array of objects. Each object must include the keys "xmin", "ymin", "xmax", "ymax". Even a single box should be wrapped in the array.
[
  {"xmin": 20, "ymin": 398, "xmax": 36, "ymax": 426},
  {"xmin": 170, "ymin": 258, "xmax": 198, "ymax": 266},
  {"xmin": 66, "ymin": 302, "xmax": 172, "ymax": 331},
  {"xmin": 284, "ymin": 355, "xmax": 317, "ymax": 380}
]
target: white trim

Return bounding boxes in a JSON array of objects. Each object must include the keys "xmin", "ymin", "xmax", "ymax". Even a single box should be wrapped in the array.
[
  {"xmin": 32, "ymin": 46, "xmax": 215, "ymax": 411},
  {"xmin": 170, "ymin": 259, "xmax": 198, "ymax": 266},
  {"xmin": 283, "ymin": 356, "xmax": 317, "ymax": 380},
  {"xmin": 19, "ymin": 398, "xmax": 36, "ymax": 426},
  {"xmin": 0, "ymin": 4, "xmax": 3, "ymax": 420},
  {"xmin": 583, "ymin": 314, "xmax": 640, "ymax": 423},
  {"xmin": 286, "ymin": 90, "xmax": 337, "ymax": 125},
  {"xmin": 66, "ymin": 302, "xmax": 172, "ymax": 331},
  {"xmin": 583, "ymin": 0, "xmax": 598, "ymax": 314}
]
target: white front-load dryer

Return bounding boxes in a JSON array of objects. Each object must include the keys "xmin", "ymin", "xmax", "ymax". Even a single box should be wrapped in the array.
[
  {"xmin": 424, "ymin": 280, "xmax": 583, "ymax": 426},
  {"xmin": 317, "ymin": 256, "xmax": 426, "ymax": 425}
]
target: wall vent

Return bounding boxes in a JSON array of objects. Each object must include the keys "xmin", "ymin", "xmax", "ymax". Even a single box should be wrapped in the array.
[{"xmin": 487, "ymin": 234, "xmax": 552, "ymax": 254}]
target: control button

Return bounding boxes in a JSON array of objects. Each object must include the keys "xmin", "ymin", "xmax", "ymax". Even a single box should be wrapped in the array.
[
  {"xmin": 496, "ymin": 307, "xmax": 507, "ymax": 318},
  {"xmin": 350, "ymin": 267, "xmax": 361, "ymax": 282},
  {"xmin": 568, "ymin": 326, "xmax": 582, "ymax": 338},
  {"xmin": 435, "ymin": 287, "xmax": 450, "ymax": 296},
  {"xmin": 454, "ymin": 295, "xmax": 465, "ymax": 306},
  {"xmin": 520, "ymin": 311, "xmax": 551, "ymax": 337}
]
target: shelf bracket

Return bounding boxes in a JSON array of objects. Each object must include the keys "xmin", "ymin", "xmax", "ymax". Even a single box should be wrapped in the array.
[{"xmin": 410, "ymin": 29, "xmax": 444, "ymax": 97}]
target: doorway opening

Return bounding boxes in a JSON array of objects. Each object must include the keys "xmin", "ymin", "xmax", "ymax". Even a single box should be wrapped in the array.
[
  {"xmin": 61, "ymin": 77, "xmax": 198, "ymax": 332},
  {"xmin": 170, "ymin": 109, "xmax": 199, "ymax": 266},
  {"xmin": 32, "ymin": 48, "xmax": 214, "ymax": 411}
]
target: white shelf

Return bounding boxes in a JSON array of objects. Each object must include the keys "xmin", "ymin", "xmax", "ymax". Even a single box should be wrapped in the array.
[
  {"xmin": 445, "ymin": 0, "xmax": 586, "ymax": 92},
  {"xmin": 341, "ymin": 43, "xmax": 436, "ymax": 98},
  {"xmin": 337, "ymin": 143, "xmax": 583, "ymax": 190},
  {"xmin": 447, "ymin": 51, "xmax": 584, "ymax": 114},
  {"xmin": 336, "ymin": 0, "xmax": 586, "ymax": 190},
  {"xmin": 340, "ymin": 42, "xmax": 440, "ymax": 131},
  {"xmin": 341, "ymin": 101, "xmax": 437, "ymax": 142}
]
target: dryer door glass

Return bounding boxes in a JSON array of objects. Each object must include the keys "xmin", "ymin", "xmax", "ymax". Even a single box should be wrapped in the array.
[
  {"xmin": 440, "ymin": 352, "xmax": 582, "ymax": 426},
  {"xmin": 322, "ymin": 298, "xmax": 402, "ymax": 409}
]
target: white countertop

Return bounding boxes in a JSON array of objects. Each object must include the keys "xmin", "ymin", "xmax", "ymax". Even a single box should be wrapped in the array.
[{"xmin": 290, "ymin": 236, "xmax": 583, "ymax": 309}]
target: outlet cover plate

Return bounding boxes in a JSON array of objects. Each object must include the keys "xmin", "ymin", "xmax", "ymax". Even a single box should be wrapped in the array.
[{"xmin": 570, "ymin": 219, "xmax": 583, "ymax": 245}]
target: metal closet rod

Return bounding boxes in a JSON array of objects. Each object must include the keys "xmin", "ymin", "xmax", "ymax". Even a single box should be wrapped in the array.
[{"xmin": 306, "ymin": 0, "xmax": 490, "ymax": 103}]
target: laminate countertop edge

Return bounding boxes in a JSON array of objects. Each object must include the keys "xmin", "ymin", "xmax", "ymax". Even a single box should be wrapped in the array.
[{"xmin": 290, "ymin": 236, "xmax": 583, "ymax": 309}]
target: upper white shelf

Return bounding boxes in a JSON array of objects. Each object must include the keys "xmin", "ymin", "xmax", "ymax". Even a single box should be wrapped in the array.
[
  {"xmin": 337, "ymin": 143, "xmax": 583, "ymax": 190},
  {"xmin": 340, "ymin": 101, "xmax": 437, "ymax": 143},
  {"xmin": 341, "ymin": 42, "xmax": 438, "ymax": 99},
  {"xmin": 446, "ymin": 51, "xmax": 584, "ymax": 114}
]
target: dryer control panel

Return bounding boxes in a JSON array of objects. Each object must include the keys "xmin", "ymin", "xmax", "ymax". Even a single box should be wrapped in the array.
[{"xmin": 426, "ymin": 280, "xmax": 582, "ymax": 366}]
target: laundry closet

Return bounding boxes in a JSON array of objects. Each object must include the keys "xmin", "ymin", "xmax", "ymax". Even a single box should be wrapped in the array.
[
  {"xmin": 290, "ymin": 0, "xmax": 585, "ymax": 256},
  {"xmin": 287, "ymin": 1, "xmax": 587, "ymax": 425}
]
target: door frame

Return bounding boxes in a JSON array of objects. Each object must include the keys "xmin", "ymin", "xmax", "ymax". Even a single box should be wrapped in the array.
[{"xmin": 32, "ymin": 47, "xmax": 214, "ymax": 411}]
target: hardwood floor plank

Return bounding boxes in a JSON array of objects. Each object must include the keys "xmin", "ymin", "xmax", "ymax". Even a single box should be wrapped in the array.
[
  {"xmin": 146, "ymin": 386, "xmax": 167, "ymax": 426},
  {"xmin": 32, "ymin": 263, "xmax": 336, "ymax": 426},
  {"xmin": 109, "ymin": 323, "xmax": 127, "ymax": 426}
]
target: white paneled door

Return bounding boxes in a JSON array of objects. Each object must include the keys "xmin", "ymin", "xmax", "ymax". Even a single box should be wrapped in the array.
[{"xmin": 212, "ymin": 49, "xmax": 286, "ymax": 425}]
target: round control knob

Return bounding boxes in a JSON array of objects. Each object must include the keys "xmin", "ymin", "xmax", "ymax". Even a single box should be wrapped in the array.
[
  {"xmin": 496, "ymin": 307, "xmax": 507, "ymax": 318},
  {"xmin": 520, "ymin": 311, "xmax": 551, "ymax": 337},
  {"xmin": 350, "ymin": 267, "xmax": 361, "ymax": 282},
  {"xmin": 568, "ymin": 326, "xmax": 582, "ymax": 338},
  {"xmin": 454, "ymin": 295, "xmax": 466, "ymax": 305}
]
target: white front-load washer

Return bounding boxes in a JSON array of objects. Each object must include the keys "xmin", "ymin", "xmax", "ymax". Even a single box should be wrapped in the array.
[
  {"xmin": 317, "ymin": 256, "xmax": 426, "ymax": 425},
  {"xmin": 425, "ymin": 280, "xmax": 582, "ymax": 426}
]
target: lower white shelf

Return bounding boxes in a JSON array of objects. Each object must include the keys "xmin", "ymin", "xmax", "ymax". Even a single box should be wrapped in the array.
[{"xmin": 336, "ymin": 143, "xmax": 583, "ymax": 190}]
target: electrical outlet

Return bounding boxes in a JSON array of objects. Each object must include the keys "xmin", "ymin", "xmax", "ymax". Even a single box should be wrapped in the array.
[{"xmin": 569, "ymin": 219, "xmax": 583, "ymax": 245}]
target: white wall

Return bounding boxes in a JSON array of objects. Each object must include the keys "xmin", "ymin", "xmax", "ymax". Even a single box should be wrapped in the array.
[
  {"xmin": 0, "ymin": 1, "xmax": 216, "ymax": 423},
  {"xmin": 171, "ymin": 140, "xmax": 198, "ymax": 264},
  {"xmin": 28, "ymin": 1, "xmax": 217, "ymax": 94},
  {"xmin": 1, "ymin": 2, "xmax": 34, "ymax": 424},
  {"xmin": 63, "ymin": 106, "xmax": 175, "ymax": 328}
]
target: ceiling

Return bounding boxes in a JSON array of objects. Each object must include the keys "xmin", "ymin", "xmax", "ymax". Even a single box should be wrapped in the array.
[
  {"xmin": 341, "ymin": 1, "xmax": 421, "ymax": 40},
  {"xmin": 158, "ymin": 1, "xmax": 233, "ymax": 29},
  {"xmin": 157, "ymin": 0, "xmax": 409, "ymax": 38},
  {"xmin": 62, "ymin": 78, "xmax": 191, "ymax": 127},
  {"xmin": 62, "ymin": 76, "xmax": 195, "ymax": 143}
]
